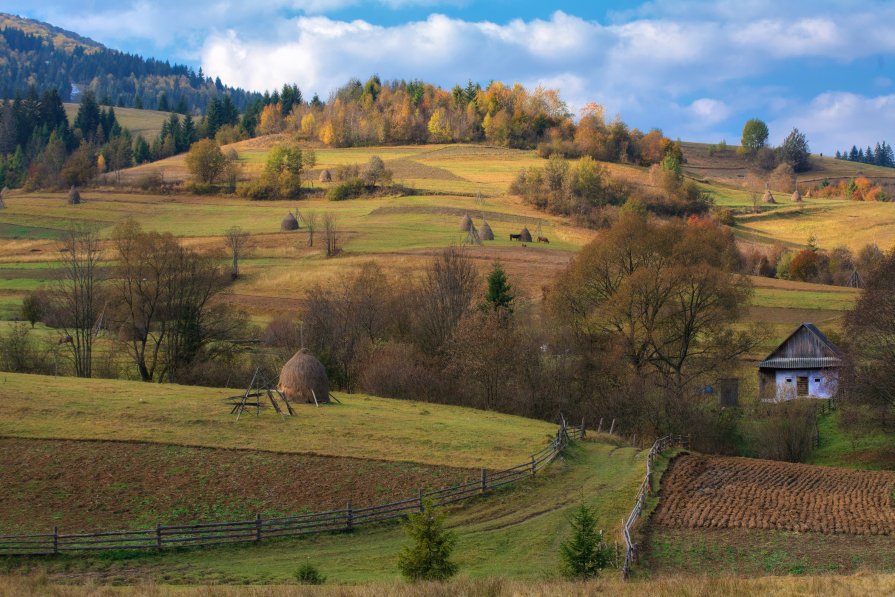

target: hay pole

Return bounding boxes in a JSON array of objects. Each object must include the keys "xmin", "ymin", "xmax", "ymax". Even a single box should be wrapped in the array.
[{"xmin": 311, "ymin": 389, "xmax": 320, "ymax": 407}]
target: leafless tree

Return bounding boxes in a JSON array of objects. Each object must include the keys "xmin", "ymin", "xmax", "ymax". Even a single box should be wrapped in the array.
[
  {"xmin": 225, "ymin": 226, "xmax": 250, "ymax": 279},
  {"xmin": 323, "ymin": 212, "xmax": 339, "ymax": 257},
  {"xmin": 54, "ymin": 225, "xmax": 103, "ymax": 377},
  {"xmin": 305, "ymin": 211, "xmax": 317, "ymax": 247},
  {"xmin": 414, "ymin": 246, "xmax": 478, "ymax": 353}
]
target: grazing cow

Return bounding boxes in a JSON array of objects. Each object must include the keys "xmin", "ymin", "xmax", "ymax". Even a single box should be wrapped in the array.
[
  {"xmin": 537, "ymin": 236, "xmax": 550, "ymax": 244},
  {"xmin": 510, "ymin": 233, "xmax": 521, "ymax": 241}
]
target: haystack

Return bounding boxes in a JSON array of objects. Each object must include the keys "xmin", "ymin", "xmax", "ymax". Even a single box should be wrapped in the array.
[
  {"xmin": 281, "ymin": 211, "xmax": 299, "ymax": 231},
  {"xmin": 519, "ymin": 226, "xmax": 533, "ymax": 243},
  {"xmin": 480, "ymin": 220, "xmax": 494, "ymax": 241},
  {"xmin": 0, "ymin": 186, "xmax": 7, "ymax": 208},
  {"xmin": 319, "ymin": 169, "xmax": 332, "ymax": 183},
  {"xmin": 792, "ymin": 189, "xmax": 803, "ymax": 202},
  {"xmin": 459, "ymin": 213, "xmax": 472, "ymax": 232},
  {"xmin": 68, "ymin": 185, "xmax": 81, "ymax": 205},
  {"xmin": 278, "ymin": 350, "xmax": 330, "ymax": 404},
  {"xmin": 762, "ymin": 189, "xmax": 776, "ymax": 204}
]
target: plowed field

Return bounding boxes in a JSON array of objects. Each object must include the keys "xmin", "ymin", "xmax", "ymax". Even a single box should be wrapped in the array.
[{"xmin": 653, "ymin": 454, "xmax": 895, "ymax": 535}]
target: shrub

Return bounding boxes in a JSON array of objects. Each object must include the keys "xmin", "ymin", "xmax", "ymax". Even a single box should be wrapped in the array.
[
  {"xmin": 294, "ymin": 562, "xmax": 326, "ymax": 585},
  {"xmin": 560, "ymin": 504, "xmax": 612, "ymax": 579},
  {"xmin": 326, "ymin": 178, "xmax": 366, "ymax": 201},
  {"xmin": 398, "ymin": 499, "xmax": 458, "ymax": 582},
  {"xmin": 715, "ymin": 208, "xmax": 735, "ymax": 226},
  {"xmin": 236, "ymin": 179, "xmax": 275, "ymax": 200},
  {"xmin": 185, "ymin": 181, "xmax": 217, "ymax": 195},
  {"xmin": 135, "ymin": 172, "xmax": 164, "ymax": 191}
]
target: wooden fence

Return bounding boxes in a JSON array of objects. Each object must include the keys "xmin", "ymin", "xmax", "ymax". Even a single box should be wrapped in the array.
[
  {"xmin": 0, "ymin": 421, "xmax": 582, "ymax": 557},
  {"xmin": 620, "ymin": 433, "xmax": 687, "ymax": 580}
]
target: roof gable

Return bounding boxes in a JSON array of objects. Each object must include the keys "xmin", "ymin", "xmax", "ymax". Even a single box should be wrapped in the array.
[{"xmin": 759, "ymin": 323, "xmax": 842, "ymax": 369}]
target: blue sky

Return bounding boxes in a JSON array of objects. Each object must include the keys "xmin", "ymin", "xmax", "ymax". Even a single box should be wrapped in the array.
[{"xmin": 4, "ymin": 0, "xmax": 895, "ymax": 153}]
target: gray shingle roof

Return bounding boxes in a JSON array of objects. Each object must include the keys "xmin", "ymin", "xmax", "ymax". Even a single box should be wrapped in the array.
[{"xmin": 758, "ymin": 357, "xmax": 842, "ymax": 369}]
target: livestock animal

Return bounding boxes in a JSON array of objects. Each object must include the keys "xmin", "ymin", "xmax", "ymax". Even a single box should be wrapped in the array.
[
  {"xmin": 509, "ymin": 233, "xmax": 522, "ymax": 241},
  {"xmin": 537, "ymin": 236, "xmax": 550, "ymax": 244}
]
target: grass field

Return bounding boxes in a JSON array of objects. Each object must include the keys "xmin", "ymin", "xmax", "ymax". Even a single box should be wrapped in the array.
[
  {"xmin": 63, "ymin": 103, "xmax": 170, "ymax": 141},
  {"xmin": 0, "ymin": 372, "xmax": 554, "ymax": 470}
]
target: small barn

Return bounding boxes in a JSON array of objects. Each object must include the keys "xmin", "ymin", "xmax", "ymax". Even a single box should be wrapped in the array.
[{"xmin": 758, "ymin": 323, "xmax": 843, "ymax": 401}]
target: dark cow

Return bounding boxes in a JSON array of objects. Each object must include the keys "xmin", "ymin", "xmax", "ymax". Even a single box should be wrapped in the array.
[
  {"xmin": 509, "ymin": 233, "xmax": 522, "ymax": 241},
  {"xmin": 537, "ymin": 236, "xmax": 550, "ymax": 244}
]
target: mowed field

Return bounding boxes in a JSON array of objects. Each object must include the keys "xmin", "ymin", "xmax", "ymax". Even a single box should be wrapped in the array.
[
  {"xmin": 63, "ymin": 103, "xmax": 170, "ymax": 141},
  {"xmin": 644, "ymin": 453, "xmax": 895, "ymax": 577}
]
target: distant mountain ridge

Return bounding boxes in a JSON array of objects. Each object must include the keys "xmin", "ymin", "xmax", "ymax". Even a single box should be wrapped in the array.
[{"xmin": 0, "ymin": 12, "xmax": 261, "ymax": 113}]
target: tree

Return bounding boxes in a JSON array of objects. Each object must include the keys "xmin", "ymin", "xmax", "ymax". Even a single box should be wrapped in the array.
[
  {"xmin": 397, "ymin": 499, "xmax": 458, "ymax": 582},
  {"xmin": 560, "ymin": 505, "xmax": 611, "ymax": 579},
  {"xmin": 363, "ymin": 155, "xmax": 391, "ymax": 186},
  {"xmin": 780, "ymin": 128, "xmax": 811, "ymax": 172},
  {"xmin": 427, "ymin": 108, "xmax": 452, "ymax": 142},
  {"xmin": 185, "ymin": 139, "xmax": 226, "ymax": 184},
  {"xmin": 53, "ymin": 226, "xmax": 103, "ymax": 378},
  {"xmin": 414, "ymin": 246, "xmax": 478, "ymax": 353},
  {"xmin": 741, "ymin": 118, "xmax": 769, "ymax": 152},
  {"xmin": 21, "ymin": 292, "xmax": 43, "ymax": 328},
  {"xmin": 305, "ymin": 211, "xmax": 317, "ymax": 247},
  {"xmin": 225, "ymin": 226, "xmax": 250, "ymax": 279},
  {"xmin": 322, "ymin": 212, "xmax": 339, "ymax": 257},
  {"xmin": 484, "ymin": 262, "xmax": 514, "ymax": 314}
]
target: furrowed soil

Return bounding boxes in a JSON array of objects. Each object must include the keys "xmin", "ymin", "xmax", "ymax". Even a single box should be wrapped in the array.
[{"xmin": 0, "ymin": 438, "xmax": 475, "ymax": 534}]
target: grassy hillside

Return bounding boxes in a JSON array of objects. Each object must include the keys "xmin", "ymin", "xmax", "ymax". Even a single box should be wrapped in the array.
[
  {"xmin": 63, "ymin": 103, "xmax": 169, "ymax": 141},
  {"xmin": 0, "ymin": 372, "xmax": 554, "ymax": 470}
]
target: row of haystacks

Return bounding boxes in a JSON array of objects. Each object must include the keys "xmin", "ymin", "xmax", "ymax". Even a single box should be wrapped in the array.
[
  {"xmin": 460, "ymin": 213, "xmax": 530, "ymax": 242},
  {"xmin": 763, "ymin": 188, "xmax": 804, "ymax": 204}
]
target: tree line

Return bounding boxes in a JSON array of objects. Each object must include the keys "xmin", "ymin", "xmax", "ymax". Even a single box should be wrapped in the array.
[{"xmin": 835, "ymin": 142, "xmax": 895, "ymax": 168}]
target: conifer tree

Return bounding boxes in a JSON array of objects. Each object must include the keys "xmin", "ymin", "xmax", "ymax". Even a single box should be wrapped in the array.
[
  {"xmin": 397, "ymin": 499, "xmax": 458, "ymax": 582},
  {"xmin": 484, "ymin": 262, "xmax": 514, "ymax": 314},
  {"xmin": 559, "ymin": 505, "xmax": 611, "ymax": 579}
]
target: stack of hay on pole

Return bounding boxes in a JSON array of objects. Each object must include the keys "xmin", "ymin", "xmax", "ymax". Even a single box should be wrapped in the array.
[
  {"xmin": 281, "ymin": 211, "xmax": 299, "ymax": 231},
  {"xmin": 0, "ymin": 186, "xmax": 7, "ymax": 209},
  {"xmin": 278, "ymin": 350, "xmax": 330, "ymax": 405},
  {"xmin": 319, "ymin": 169, "xmax": 332, "ymax": 183},
  {"xmin": 459, "ymin": 213, "xmax": 472, "ymax": 232},
  {"xmin": 792, "ymin": 188, "xmax": 803, "ymax": 202},
  {"xmin": 480, "ymin": 219, "xmax": 494, "ymax": 241},
  {"xmin": 519, "ymin": 226, "xmax": 533, "ymax": 243},
  {"xmin": 68, "ymin": 185, "xmax": 81, "ymax": 205},
  {"xmin": 762, "ymin": 188, "xmax": 776, "ymax": 204}
]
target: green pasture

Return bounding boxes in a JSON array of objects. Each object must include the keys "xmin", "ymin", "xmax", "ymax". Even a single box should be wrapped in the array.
[
  {"xmin": 0, "ymin": 372, "xmax": 555, "ymax": 470},
  {"xmin": 64, "ymin": 104, "xmax": 169, "ymax": 141}
]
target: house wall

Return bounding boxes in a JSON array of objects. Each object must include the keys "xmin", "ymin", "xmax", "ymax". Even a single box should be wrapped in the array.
[{"xmin": 773, "ymin": 369, "xmax": 838, "ymax": 400}]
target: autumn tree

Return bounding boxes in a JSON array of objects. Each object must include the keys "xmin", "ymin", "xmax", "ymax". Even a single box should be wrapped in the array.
[
  {"xmin": 414, "ymin": 246, "xmax": 478, "ymax": 353},
  {"xmin": 741, "ymin": 118, "xmax": 769, "ymax": 153},
  {"xmin": 185, "ymin": 139, "xmax": 226, "ymax": 184}
]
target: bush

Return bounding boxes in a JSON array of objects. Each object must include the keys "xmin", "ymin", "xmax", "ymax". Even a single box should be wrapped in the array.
[
  {"xmin": 135, "ymin": 172, "xmax": 164, "ymax": 191},
  {"xmin": 294, "ymin": 562, "xmax": 326, "ymax": 585},
  {"xmin": 715, "ymin": 208, "xmax": 735, "ymax": 226},
  {"xmin": 560, "ymin": 504, "xmax": 612, "ymax": 579},
  {"xmin": 326, "ymin": 178, "xmax": 366, "ymax": 201},
  {"xmin": 236, "ymin": 179, "xmax": 275, "ymax": 200},
  {"xmin": 185, "ymin": 181, "xmax": 217, "ymax": 195},
  {"xmin": 750, "ymin": 400, "xmax": 817, "ymax": 462},
  {"xmin": 398, "ymin": 499, "xmax": 458, "ymax": 582}
]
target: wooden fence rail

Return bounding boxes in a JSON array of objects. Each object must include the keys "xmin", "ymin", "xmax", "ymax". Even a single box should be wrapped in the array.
[
  {"xmin": 620, "ymin": 433, "xmax": 687, "ymax": 580},
  {"xmin": 0, "ymin": 420, "xmax": 581, "ymax": 557}
]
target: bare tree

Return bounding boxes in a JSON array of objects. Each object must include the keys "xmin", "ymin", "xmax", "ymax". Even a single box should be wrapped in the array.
[
  {"xmin": 54, "ymin": 225, "xmax": 103, "ymax": 377},
  {"xmin": 414, "ymin": 246, "xmax": 478, "ymax": 353},
  {"xmin": 323, "ymin": 212, "xmax": 339, "ymax": 257},
  {"xmin": 225, "ymin": 226, "xmax": 250, "ymax": 279},
  {"xmin": 305, "ymin": 211, "xmax": 317, "ymax": 247}
]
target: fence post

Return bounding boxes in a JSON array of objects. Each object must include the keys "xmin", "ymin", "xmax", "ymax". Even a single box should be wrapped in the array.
[
  {"xmin": 156, "ymin": 523, "xmax": 162, "ymax": 550},
  {"xmin": 346, "ymin": 501, "xmax": 353, "ymax": 531},
  {"xmin": 53, "ymin": 526, "xmax": 58, "ymax": 555},
  {"xmin": 609, "ymin": 418, "xmax": 616, "ymax": 435},
  {"xmin": 531, "ymin": 455, "xmax": 536, "ymax": 477},
  {"xmin": 581, "ymin": 418, "xmax": 586, "ymax": 439},
  {"xmin": 480, "ymin": 468, "xmax": 487, "ymax": 494},
  {"xmin": 418, "ymin": 488, "xmax": 424, "ymax": 513},
  {"xmin": 597, "ymin": 417, "xmax": 603, "ymax": 433},
  {"xmin": 632, "ymin": 433, "xmax": 637, "ymax": 447}
]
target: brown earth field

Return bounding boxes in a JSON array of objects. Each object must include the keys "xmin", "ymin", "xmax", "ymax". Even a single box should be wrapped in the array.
[
  {"xmin": 0, "ymin": 438, "xmax": 476, "ymax": 535},
  {"xmin": 652, "ymin": 454, "xmax": 895, "ymax": 535}
]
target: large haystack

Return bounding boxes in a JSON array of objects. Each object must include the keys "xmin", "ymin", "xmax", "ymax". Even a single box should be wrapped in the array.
[
  {"xmin": 792, "ymin": 188, "xmax": 803, "ymax": 202},
  {"xmin": 762, "ymin": 189, "xmax": 776, "ymax": 204},
  {"xmin": 319, "ymin": 169, "xmax": 332, "ymax": 183},
  {"xmin": 278, "ymin": 351, "xmax": 330, "ymax": 404},
  {"xmin": 281, "ymin": 211, "xmax": 299, "ymax": 231},
  {"xmin": 0, "ymin": 186, "xmax": 7, "ymax": 208},
  {"xmin": 519, "ymin": 226, "xmax": 532, "ymax": 242},
  {"xmin": 480, "ymin": 220, "xmax": 494, "ymax": 241},
  {"xmin": 68, "ymin": 186, "xmax": 81, "ymax": 205},
  {"xmin": 459, "ymin": 213, "xmax": 472, "ymax": 232}
]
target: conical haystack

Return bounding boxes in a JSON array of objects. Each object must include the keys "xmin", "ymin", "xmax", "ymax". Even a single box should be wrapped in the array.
[
  {"xmin": 68, "ymin": 185, "xmax": 81, "ymax": 205},
  {"xmin": 762, "ymin": 189, "xmax": 776, "ymax": 204},
  {"xmin": 792, "ymin": 189, "xmax": 802, "ymax": 202},
  {"xmin": 281, "ymin": 211, "xmax": 299, "ymax": 231},
  {"xmin": 519, "ymin": 226, "xmax": 532, "ymax": 242},
  {"xmin": 459, "ymin": 213, "xmax": 472, "ymax": 232},
  {"xmin": 278, "ymin": 350, "xmax": 330, "ymax": 404},
  {"xmin": 319, "ymin": 169, "xmax": 332, "ymax": 183},
  {"xmin": 0, "ymin": 186, "xmax": 8, "ymax": 208},
  {"xmin": 480, "ymin": 220, "xmax": 494, "ymax": 240}
]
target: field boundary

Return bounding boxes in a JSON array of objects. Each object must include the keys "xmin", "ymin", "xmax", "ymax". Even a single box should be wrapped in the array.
[
  {"xmin": 0, "ymin": 420, "xmax": 583, "ymax": 556},
  {"xmin": 620, "ymin": 434, "xmax": 687, "ymax": 580}
]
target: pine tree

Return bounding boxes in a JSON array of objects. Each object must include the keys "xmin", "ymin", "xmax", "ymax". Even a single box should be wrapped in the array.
[
  {"xmin": 849, "ymin": 145, "xmax": 859, "ymax": 161},
  {"xmin": 397, "ymin": 499, "xmax": 458, "ymax": 582},
  {"xmin": 559, "ymin": 505, "xmax": 611, "ymax": 579},
  {"xmin": 484, "ymin": 262, "xmax": 514, "ymax": 314}
]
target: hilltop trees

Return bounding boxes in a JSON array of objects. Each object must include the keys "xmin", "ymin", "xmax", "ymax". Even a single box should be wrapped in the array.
[
  {"xmin": 741, "ymin": 119, "xmax": 769, "ymax": 152},
  {"xmin": 185, "ymin": 139, "xmax": 226, "ymax": 185},
  {"xmin": 780, "ymin": 128, "xmax": 811, "ymax": 172}
]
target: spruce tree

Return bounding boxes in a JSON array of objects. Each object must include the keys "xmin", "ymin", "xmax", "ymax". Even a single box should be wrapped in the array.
[
  {"xmin": 560, "ymin": 505, "xmax": 611, "ymax": 579},
  {"xmin": 484, "ymin": 262, "xmax": 514, "ymax": 314},
  {"xmin": 397, "ymin": 499, "xmax": 458, "ymax": 582}
]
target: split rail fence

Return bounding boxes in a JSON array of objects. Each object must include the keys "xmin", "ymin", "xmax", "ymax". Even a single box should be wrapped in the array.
[
  {"xmin": 620, "ymin": 433, "xmax": 687, "ymax": 580},
  {"xmin": 0, "ymin": 421, "xmax": 584, "ymax": 557}
]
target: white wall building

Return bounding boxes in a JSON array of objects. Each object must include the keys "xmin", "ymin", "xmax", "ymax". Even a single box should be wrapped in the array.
[{"xmin": 758, "ymin": 323, "xmax": 842, "ymax": 401}]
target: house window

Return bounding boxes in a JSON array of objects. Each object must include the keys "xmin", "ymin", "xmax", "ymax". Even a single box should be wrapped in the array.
[
  {"xmin": 797, "ymin": 377, "xmax": 809, "ymax": 396},
  {"xmin": 814, "ymin": 378, "xmax": 820, "ymax": 383},
  {"xmin": 785, "ymin": 378, "xmax": 792, "ymax": 383}
]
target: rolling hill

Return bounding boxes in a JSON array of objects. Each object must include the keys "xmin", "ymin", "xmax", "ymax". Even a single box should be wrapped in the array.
[{"xmin": 63, "ymin": 102, "xmax": 169, "ymax": 140}]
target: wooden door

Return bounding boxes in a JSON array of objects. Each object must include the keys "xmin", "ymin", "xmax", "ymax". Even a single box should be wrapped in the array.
[{"xmin": 797, "ymin": 376, "xmax": 809, "ymax": 396}]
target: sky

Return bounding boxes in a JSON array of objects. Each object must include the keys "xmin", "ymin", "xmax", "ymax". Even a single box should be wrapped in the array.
[{"xmin": 4, "ymin": 0, "xmax": 895, "ymax": 153}]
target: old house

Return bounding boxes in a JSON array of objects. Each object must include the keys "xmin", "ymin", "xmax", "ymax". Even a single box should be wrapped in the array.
[{"xmin": 758, "ymin": 323, "xmax": 843, "ymax": 401}]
